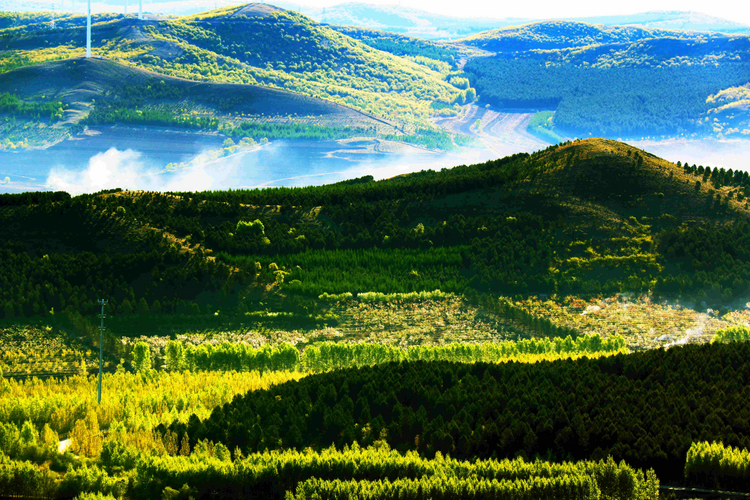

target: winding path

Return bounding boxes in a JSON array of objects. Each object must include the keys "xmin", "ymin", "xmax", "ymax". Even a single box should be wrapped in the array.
[{"xmin": 434, "ymin": 104, "xmax": 550, "ymax": 157}]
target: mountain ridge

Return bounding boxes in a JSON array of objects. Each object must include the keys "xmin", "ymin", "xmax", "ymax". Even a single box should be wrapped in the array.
[{"xmin": 2, "ymin": 137, "xmax": 749, "ymax": 320}]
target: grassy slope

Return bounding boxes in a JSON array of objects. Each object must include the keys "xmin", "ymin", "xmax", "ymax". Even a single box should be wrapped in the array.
[
  {"xmin": 0, "ymin": 57, "xmax": 399, "ymax": 132},
  {"xmin": 0, "ymin": 4, "xmax": 463, "ymax": 124}
]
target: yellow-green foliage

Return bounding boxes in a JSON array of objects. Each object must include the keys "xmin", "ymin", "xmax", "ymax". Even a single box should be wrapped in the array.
[
  {"xmin": 712, "ymin": 325, "xmax": 750, "ymax": 343},
  {"xmin": 0, "ymin": 370, "xmax": 304, "ymax": 436},
  {"xmin": 0, "ymin": 325, "xmax": 100, "ymax": 376},
  {"xmin": 685, "ymin": 441, "xmax": 750, "ymax": 486},
  {"xmin": 0, "ymin": 8, "xmax": 462, "ymax": 124},
  {"xmin": 318, "ymin": 291, "xmax": 354, "ymax": 302},
  {"xmin": 0, "ymin": 45, "xmax": 84, "ymax": 71},
  {"xmin": 357, "ymin": 289, "xmax": 453, "ymax": 302},
  {"xmin": 292, "ymin": 475, "xmax": 598, "ymax": 500},
  {"xmin": 136, "ymin": 446, "xmax": 658, "ymax": 500},
  {"xmin": 301, "ymin": 334, "xmax": 627, "ymax": 371}
]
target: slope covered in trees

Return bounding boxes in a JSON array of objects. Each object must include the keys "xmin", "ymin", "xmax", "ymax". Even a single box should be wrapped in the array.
[
  {"xmin": 326, "ymin": 25, "xmax": 464, "ymax": 68},
  {"xmin": 1, "ymin": 138, "xmax": 749, "ymax": 321},
  {"xmin": 462, "ymin": 23, "xmax": 750, "ymax": 138},
  {"xmin": 462, "ymin": 20, "xmax": 703, "ymax": 52},
  {"xmin": 0, "ymin": 57, "xmax": 401, "ymax": 140},
  {"xmin": 0, "ymin": 5, "xmax": 464, "ymax": 123},
  {"xmin": 171, "ymin": 341, "xmax": 750, "ymax": 484}
]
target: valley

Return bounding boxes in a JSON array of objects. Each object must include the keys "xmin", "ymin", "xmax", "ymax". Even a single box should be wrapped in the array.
[
  {"xmin": 1, "ymin": 4, "xmax": 749, "ymax": 195},
  {"xmin": 433, "ymin": 103, "xmax": 548, "ymax": 157}
]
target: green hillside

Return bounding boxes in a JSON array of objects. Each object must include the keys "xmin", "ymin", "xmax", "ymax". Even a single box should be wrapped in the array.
[
  {"xmin": 307, "ymin": 4, "xmax": 750, "ymax": 38},
  {"xmin": 0, "ymin": 4, "xmax": 465, "ymax": 125},
  {"xmin": 307, "ymin": 2, "xmax": 512, "ymax": 39},
  {"xmin": 462, "ymin": 20, "xmax": 705, "ymax": 52},
  {"xmin": 0, "ymin": 57, "xmax": 403, "ymax": 149},
  {"xmin": 0, "ymin": 11, "xmax": 125, "ymax": 32},
  {"xmin": 2, "ymin": 138, "xmax": 749, "ymax": 324},
  {"xmin": 463, "ymin": 25, "xmax": 750, "ymax": 138},
  {"xmin": 174, "ymin": 342, "xmax": 750, "ymax": 484},
  {"xmin": 2, "ymin": 140, "xmax": 750, "ymax": 500},
  {"xmin": 326, "ymin": 25, "xmax": 463, "ymax": 69}
]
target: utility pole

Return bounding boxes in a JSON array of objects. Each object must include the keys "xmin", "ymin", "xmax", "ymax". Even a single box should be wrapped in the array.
[
  {"xmin": 138, "ymin": 0, "xmax": 142, "ymax": 20},
  {"xmin": 97, "ymin": 299, "xmax": 108, "ymax": 404}
]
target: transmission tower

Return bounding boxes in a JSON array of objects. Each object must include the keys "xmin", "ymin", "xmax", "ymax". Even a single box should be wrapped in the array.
[{"xmin": 97, "ymin": 299, "xmax": 108, "ymax": 404}]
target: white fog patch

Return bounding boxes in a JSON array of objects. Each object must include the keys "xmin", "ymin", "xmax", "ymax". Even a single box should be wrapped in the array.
[
  {"xmin": 628, "ymin": 138, "xmax": 750, "ymax": 172},
  {"xmin": 581, "ymin": 305, "xmax": 601, "ymax": 315},
  {"xmin": 44, "ymin": 146, "xmax": 253, "ymax": 194},
  {"xmin": 47, "ymin": 148, "xmax": 144, "ymax": 194},
  {"xmin": 665, "ymin": 325, "xmax": 704, "ymax": 349},
  {"xmin": 239, "ymin": 145, "xmax": 496, "ymax": 189}
]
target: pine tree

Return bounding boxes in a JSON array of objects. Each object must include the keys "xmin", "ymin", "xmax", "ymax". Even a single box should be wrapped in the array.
[{"xmin": 133, "ymin": 342, "xmax": 152, "ymax": 374}]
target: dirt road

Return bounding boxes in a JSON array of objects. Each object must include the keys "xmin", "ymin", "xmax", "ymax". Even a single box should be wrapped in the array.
[{"xmin": 434, "ymin": 104, "xmax": 550, "ymax": 157}]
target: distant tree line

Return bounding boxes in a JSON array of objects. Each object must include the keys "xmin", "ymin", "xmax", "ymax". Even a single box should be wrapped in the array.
[{"xmin": 0, "ymin": 92, "xmax": 65, "ymax": 121}]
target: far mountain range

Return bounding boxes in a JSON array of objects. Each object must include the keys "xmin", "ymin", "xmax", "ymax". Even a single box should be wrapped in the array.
[{"xmin": 2, "ymin": 0, "xmax": 749, "ymax": 38}]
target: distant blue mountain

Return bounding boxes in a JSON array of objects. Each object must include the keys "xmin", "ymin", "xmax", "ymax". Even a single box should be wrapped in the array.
[{"xmin": 3, "ymin": 0, "xmax": 747, "ymax": 39}]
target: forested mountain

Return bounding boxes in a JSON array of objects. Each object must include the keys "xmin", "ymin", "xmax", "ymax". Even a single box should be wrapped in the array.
[
  {"xmin": 461, "ymin": 20, "xmax": 705, "ymax": 52},
  {"xmin": 0, "ymin": 57, "xmax": 400, "ymax": 139},
  {"xmin": 325, "ymin": 25, "xmax": 468, "ymax": 68},
  {"xmin": 303, "ymin": 3, "xmax": 750, "ymax": 39},
  {"xmin": 2, "ymin": 6, "xmax": 748, "ymax": 142},
  {"xmin": 571, "ymin": 10, "xmax": 750, "ymax": 34},
  {"xmin": 305, "ymin": 2, "xmax": 515, "ymax": 39},
  {"xmin": 0, "ymin": 4, "xmax": 464, "ymax": 124},
  {"xmin": 462, "ymin": 25, "xmax": 750, "ymax": 138},
  {"xmin": 2, "ymin": 138, "xmax": 749, "ymax": 320}
]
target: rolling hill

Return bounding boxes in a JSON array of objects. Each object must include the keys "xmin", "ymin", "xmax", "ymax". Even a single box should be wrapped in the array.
[
  {"xmin": 461, "ymin": 20, "xmax": 710, "ymax": 52},
  {"xmin": 303, "ymin": 3, "xmax": 750, "ymax": 39},
  {"xmin": 305, "ymin": 2, "xmax": 515, "ymax": 39},
  {"xmin": 462, "ymin": 22, "xmax": 750, "ymax": 138},
  {"xmin": 2, "ymin": 138, "xmax": 749, "ymax": 322},
  {"xmin": 569, "ymin": 10, "xmax": 750, "ymax": 34},
  {"xmin": 0, "ymin": 4, "xmax": 465, "ymax": 125},
  {"xmin": 0, "ymin": 57, "xmax": 400, "ymax": 133},
  {"xmin": 4, "ymin": 5, "xmax": 748, "ymax": 143}
]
